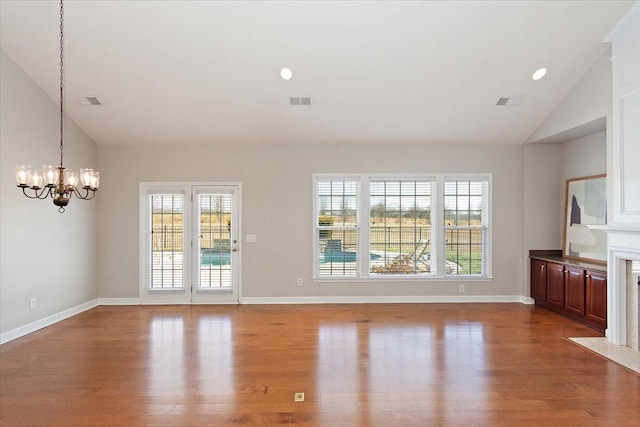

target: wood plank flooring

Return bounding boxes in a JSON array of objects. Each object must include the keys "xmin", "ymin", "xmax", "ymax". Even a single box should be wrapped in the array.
[{"xmin": 1, "ymin": 303, "xmax": 639, "ymax": 426}]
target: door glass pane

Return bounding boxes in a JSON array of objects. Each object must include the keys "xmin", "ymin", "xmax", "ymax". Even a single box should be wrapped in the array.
[
  {"xmin": 199, "ymin": 193, "xmax": 232, "ymax": 288},
  {"xmin": 150, "ymin": 194, "xmax": 184, "ymax": 289}
]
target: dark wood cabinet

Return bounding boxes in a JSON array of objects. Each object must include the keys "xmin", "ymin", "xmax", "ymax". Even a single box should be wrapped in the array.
[
  {"xmin": 565, "ymin": 266, "xmax": 586, "ymax": 317},
  {"xmin": 585, "ymin": 270, "xmax": 607, "ymax": 329},
  {"xmin": 530, "ymin": 256, "xmax": 606, "ymax": 332},
  {"xmin": 531, "ymin": 259, "xmax": 547, "ymax": 301},
  {"xmin": 546, "ymin": 262, "xmax": 565, "ymax": 310}
]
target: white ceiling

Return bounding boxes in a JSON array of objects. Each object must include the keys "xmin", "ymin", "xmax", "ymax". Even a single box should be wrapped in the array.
[{"xmin": 0, "ymin": 0, "xmax": 634, "ymax": 146}]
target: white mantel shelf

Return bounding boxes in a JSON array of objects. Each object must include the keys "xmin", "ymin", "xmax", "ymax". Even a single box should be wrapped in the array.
[{"xmin": 588, "ymin": 225, "xmax": 640, "ymax": 234}]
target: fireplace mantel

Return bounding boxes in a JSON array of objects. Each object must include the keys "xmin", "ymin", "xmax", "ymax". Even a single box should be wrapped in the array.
[{"xmin": 589, "ymin": 225, "xmax": 640, "ymax": 234}]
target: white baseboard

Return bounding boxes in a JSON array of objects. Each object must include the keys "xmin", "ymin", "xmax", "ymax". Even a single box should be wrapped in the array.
[
  {"xmin": 241, "ymin": 295, "xmax": 528, "ymax": 304},
  {"xmin": 97, "ymin": 298, "xmax": 140, "ymax": 305},
  {"xmin": 0, "ymin": 299, "xmax": 98, "ymax": 345},
  {"xmin": 520, "ymin": 296, "xmax": 535, "ymax": 305}
]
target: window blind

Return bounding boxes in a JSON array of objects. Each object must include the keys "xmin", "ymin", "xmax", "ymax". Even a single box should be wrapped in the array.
[{"xmin": 149, "ymin": 193, "xmax": 185, "ymax": 289}]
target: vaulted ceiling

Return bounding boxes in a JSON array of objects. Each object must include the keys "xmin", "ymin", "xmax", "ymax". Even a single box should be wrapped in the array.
[{"xmin": 0, "ymin": 1, "xmax": 634, "ymax": 146}]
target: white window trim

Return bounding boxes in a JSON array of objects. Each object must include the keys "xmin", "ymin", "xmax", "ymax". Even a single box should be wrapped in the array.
[{"xmin": 312, "ymin": 173, "xmax": 493, "ymax": 281}]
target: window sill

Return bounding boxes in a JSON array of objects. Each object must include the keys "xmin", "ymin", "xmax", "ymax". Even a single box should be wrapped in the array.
[
  {"xmin": 313, "ymin": 276, "xmax": 494, "ymax": 283},
  {"xmin": 196, "ymin": 288, "xmax": 233, "ymax": 294}
]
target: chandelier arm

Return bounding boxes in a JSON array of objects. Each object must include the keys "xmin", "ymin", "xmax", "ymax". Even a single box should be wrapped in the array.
[
  {"xmin": 83, "ymin": 190, "xmax": 98, "ymax": 201},
  {"xmin": 71, "ymin": 187, "xmax": 98, "ymax": 200},
  {"xmin": 21, "ymin": 186, "xmax": 54, "ymax": 200}
]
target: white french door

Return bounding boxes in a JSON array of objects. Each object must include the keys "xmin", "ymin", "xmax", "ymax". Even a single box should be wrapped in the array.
[
  {"xmin": 191, "ymin": 185, "xmax": 239, "ymax": 303},
  {"xmin": 140, "ymin": 183, "xmax": 241, "ymax": 304}
]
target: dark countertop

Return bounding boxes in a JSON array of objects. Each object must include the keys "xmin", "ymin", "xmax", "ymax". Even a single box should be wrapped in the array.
[{"xmin": 529, "ymin": 250, "xmax": 607, "ymax": 272}]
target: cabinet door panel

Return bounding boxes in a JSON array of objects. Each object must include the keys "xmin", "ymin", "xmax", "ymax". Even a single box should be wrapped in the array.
[
  {"xmin": 531, "ymin": 259, "xmax": 547, "ymax": 301},
  {"xmin": 586, "ymin": 271, "xmax": 607, "ymax": 328},
  {"xmin": 546, "ymin": 262, "xmax": 565, "ymax": 310},
  {"xmin": 564, "ymin": 267, "xmax": 585, "ymax": 316}
]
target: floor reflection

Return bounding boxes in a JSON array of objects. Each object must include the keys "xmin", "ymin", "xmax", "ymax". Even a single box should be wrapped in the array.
[
  {"xmin": 368, "ymin": 325, "xmax": 435, "ymax": 390},
  {"xmin": 147, "ymin": 311, "xmax": 234, "ymax": 404},
  {"xmin": 443, "ymin": 321, "xmax": 486, "ymax": 371},
  {"xmin": 148, "ymin": 315, "xmax": 186, "ymax": 398},
  {"xmin": 315, "ymin": 318, "xmax": 489, "ymax": 423},
  {"xmin": 197, "ymin": 315, "xmax": 233, "ymax": 398},
  {"xmin": 317, "ymin": 323, "xmax": 359, "ymax": 393}
]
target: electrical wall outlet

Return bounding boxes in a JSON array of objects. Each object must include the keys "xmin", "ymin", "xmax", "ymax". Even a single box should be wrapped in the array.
[
  {"xmin": 294, "ymin": 392, "xmax": 305, "ymax": 402},
  {"xmin": 296, "ymin": 278, "xmax": 303, "ymax": 287},
  {"xmin": 459, "ymin": 285, "xmax": 465, "ymax": 293},
  {"xmin": 30, "ymin": 298, "xmax": 37, "ymax": 309}
]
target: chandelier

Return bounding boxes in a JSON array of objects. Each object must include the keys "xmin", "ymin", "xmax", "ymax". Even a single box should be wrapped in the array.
[{"xmin": 15, "ymin": 0, "xmax": 99, "ymax": 213}]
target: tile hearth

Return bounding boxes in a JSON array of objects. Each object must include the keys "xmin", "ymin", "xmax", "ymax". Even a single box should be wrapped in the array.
[{"xmin": 569, "ymin": 337, "xmax": 640, "ymax": 373}]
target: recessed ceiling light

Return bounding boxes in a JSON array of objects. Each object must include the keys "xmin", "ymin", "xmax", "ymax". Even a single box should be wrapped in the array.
[
  {"xmin": 280, "ymin": 67, "xmax": 293, "ymax": 81},
  {"xmin": 532, "ymin": 68, "xmax": 547, "ymax": 81}
]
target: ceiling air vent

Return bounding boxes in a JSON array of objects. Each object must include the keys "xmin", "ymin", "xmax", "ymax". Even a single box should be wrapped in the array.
[
  {"xmin": 496, "ymin": 95, "xmax": 524, "ymax": 107},
  {"xmin": 82, "ymin": 96, "xmax": 102, "ymax": 106},
  {"xmin": 290, "ymin": 97, "xmax": 311, "ymax": 106}
]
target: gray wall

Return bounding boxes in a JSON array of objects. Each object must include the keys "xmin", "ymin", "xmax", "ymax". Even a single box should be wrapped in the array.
[
  {"xmin": 97, "ymin": 143, "xmax": 524, "ymax": 300},
  {"xmin": 528, "ymin": 50, "xmax": 611, "ymax": 143},
  {"xmin": 523, "ymin": 143, "xmax": 565, "ymax": 254},
  {"xmin": 523, "ymin": 130, "xmax": 607, "ymax": 258},
  {"xmin": 563, "ymin": 131, "xmax": 607, "ymax": 181},
  {"xmin": 0, "ymin": 51, "xmax": 99, "ymax": 334}
]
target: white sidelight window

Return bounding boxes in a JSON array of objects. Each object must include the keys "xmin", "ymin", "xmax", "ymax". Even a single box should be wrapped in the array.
[
  {"xmin": 443, "ymin": 178, "xmax": 490, "ymax": 276},
  {"xmin": 314, "ymin": 177, "xmax": 360, "ymax": 277}
]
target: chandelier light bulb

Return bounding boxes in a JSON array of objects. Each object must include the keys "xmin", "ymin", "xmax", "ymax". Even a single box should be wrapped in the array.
[
  {"xmin": 80, "ymin": 168, "xmax": 93, "ymax": 188},
  {"xmin": 65, "ymin": 171, "xmax": 79, "ymax": 187},
  {"xmin": 15, "ymin": 165, "xmax": 31, "ymax": 186},
  {"xmin": 91, "ymin": 171, "xmax": 100, "ymax": 189},
  {"xmin": 30, "ymin": 171, "xmax": 43, "ymax": 189},
  {"xmin": 43, "ymin": 165, "xmax": 57, "ymax": 186}
]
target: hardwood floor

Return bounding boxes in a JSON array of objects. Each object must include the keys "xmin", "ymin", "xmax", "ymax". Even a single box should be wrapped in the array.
[{"xmin": 1, "ymin": 303, "xmax": 638, "ymax": 426}]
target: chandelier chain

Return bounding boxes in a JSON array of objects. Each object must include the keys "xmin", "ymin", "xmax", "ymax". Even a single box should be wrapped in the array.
[{"xmin": 59, "ymin": 0, "xmax": 64, "ymax": 169}]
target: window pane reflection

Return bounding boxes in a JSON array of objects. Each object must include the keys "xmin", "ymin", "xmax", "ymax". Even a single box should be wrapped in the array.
[
  {"xmin": 148, "ymin": 316, "xmax": 185, "ymax": 397},
  {"xmin": 316, "ymin": 324, "xmax": 359, "ymax": 394},
  {"xmin": 198, "ymin": 316, "xmax": 233, "ymax": 397}
]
